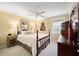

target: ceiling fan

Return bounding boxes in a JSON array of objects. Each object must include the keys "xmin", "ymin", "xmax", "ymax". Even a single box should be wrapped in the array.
[{"xmin": 30, "ymin": 9, "xmax": 46, "ymax": 19}]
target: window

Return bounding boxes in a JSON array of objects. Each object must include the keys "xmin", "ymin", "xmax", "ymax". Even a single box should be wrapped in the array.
[{"xmin": 52, "ymin": 21, "xmax": 64, "ymax": 34}]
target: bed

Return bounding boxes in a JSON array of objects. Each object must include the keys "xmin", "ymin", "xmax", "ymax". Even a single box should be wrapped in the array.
[{"xmin": 17, "ymin": 30, "xmax": 50, "ymax": 56}]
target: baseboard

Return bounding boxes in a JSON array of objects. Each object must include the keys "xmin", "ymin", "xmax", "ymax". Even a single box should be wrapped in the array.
[{"xmin": 0, "ymin": 44, "xmax": 7, "ymax": 49}]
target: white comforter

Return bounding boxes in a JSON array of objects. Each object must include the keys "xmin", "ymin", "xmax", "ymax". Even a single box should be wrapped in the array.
[{"xmin": 17, "ymin": 33, "xmax": 48, "ymax": 56}]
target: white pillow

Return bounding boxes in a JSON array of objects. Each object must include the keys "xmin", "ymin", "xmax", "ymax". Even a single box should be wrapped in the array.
[
  {"xmin": 21, "ymin": 30, "xmax": 34, "ymax": 34},
  {"xmin": 21, "ymin": 31, "xmax": 26, "ymax": 34},
  {"xmin": 26, "ymin": 30, "xmax": 33, "ymax": 34}
]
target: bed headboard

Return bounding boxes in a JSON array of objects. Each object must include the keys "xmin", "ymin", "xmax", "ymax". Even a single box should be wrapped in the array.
[
  {"xmin": 17, "ymin": 19, "xmax": 35, "ymax": 35},
  {"xmin": 17, "ymin": 19, "xmax": 29, "ymax": 34}
]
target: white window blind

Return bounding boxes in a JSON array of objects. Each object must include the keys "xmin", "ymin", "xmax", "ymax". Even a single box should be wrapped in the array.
[{"xmin": 52, "ymin": 21, "xmax": 64, "ymax": 34}]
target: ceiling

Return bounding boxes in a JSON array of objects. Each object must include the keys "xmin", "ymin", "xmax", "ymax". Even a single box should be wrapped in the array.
[{"xmin": 0, "ymin": 2, "xmax": 76, "ymax": 19}]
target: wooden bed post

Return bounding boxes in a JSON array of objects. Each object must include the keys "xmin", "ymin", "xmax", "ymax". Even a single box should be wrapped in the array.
[
  {"xmin": 36, "ymin": 30, "xmax": 38, "ymax": 56},
  {"xmin": 49, "ymin": 29, "xmax": 50, "ymax": 43}
]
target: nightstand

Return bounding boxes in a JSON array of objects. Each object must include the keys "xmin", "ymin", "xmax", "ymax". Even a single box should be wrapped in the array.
[{"xmin": 7, "ymin": 34, "xmax": 17, "ymax": 47}]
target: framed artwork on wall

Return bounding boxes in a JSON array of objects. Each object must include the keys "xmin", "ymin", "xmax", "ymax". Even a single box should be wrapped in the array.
[
  {"xmin": 20, "ymin": 19, "xmax": 29, "ymax": 31},
  {"xmin": 40, "ymin": 22, "xmax": 46, "ymax": 31}
]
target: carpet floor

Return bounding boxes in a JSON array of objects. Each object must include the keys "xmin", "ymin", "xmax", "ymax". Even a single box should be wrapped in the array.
[{"xmin": 0, "ymin": 40, "xmax": 57, "ymax": 56}]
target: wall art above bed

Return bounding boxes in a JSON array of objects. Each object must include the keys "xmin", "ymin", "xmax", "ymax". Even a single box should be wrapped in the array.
[{"xmin": 20, "ymin": 19, "xmax": 29, "ymax": 31}]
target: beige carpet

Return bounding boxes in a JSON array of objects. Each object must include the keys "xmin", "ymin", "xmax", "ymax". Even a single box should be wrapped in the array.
[
  {"xmin": 39, "ymin": 41, "xmax": 57, "ymax": 56},
  {"xmin": 0, "ymin": 45, "xmax": 31, "ymax": 56},
  {"xmin": 0, "ymin": 40, "xmax": 57, "ymax": 56}
]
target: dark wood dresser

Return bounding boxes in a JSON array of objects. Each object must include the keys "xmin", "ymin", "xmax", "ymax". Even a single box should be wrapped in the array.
[{"xmin": 58, "ymin": 42, "xmax": 79, "ymax": 56}]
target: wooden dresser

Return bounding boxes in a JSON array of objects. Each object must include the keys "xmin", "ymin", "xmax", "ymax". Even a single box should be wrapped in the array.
[
  {"xmin": 7, "ymin": 34, "xmax": 17, "ymax": 47},
  {"xmin": 58, "ymin": 42, "xmax": 79, "ymax": 56}
]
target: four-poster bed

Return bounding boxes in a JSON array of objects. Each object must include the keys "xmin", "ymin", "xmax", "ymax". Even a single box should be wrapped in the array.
[{"xmin": 17, "ymin": 30, "xmax": 50, "ymax": 56}]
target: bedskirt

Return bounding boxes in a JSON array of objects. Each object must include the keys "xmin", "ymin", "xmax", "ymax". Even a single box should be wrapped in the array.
[{"xmin": 17, "ymin": 41, "xmax": 32, "ymax": 55}]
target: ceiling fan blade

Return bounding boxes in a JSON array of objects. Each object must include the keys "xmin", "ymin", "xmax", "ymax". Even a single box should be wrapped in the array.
[
  {"xmin": 39, "ymin": 15, "xmax": 45, "ymax": 18},
  {"xmin": 39, "ymin": 11, "xmax": 45, "ymax": 14},
  {"xmin": 30, "ymin": 10, "xmax": 37, "ymax": 14}
]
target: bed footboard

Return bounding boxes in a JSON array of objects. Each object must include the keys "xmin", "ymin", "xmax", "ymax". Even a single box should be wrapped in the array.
[
  {"xmin": 36, "ymin": 30, "xmax": 50, "ymax": 56},
  {"xmin": 37, "ymin": 36, "xmax": 50, "ymax": 55}
]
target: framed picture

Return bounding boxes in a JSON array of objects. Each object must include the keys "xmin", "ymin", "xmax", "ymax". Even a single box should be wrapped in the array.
[
  {"xmin": 40, "ymin": 22, "xmax": 46, "ymax": 31},
  {"xmin": 20, "ymin": 19, "xmax": 29, "ymax": 31}
]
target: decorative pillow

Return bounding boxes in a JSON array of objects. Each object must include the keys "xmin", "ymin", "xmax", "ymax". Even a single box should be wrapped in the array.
[
  {"xmin": 21, "ymin": 31, "xmax": 26, "ymax": 34},
  {"xmin": 25, "ymin": 30, "xmax": 33, "ymax": 34}
]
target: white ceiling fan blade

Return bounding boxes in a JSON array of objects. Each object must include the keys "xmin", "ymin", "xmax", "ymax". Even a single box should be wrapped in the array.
[
  {"xmin": 30, "ymin": 10, "xmax": 37, "ymax": 14},
  {"xmin": 39, "ymin": 15, "xmax": 45, "ymax": 18},
  {"xmin": 39, "ymin": 11, "xmax": 45, "ymax": 14}
]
